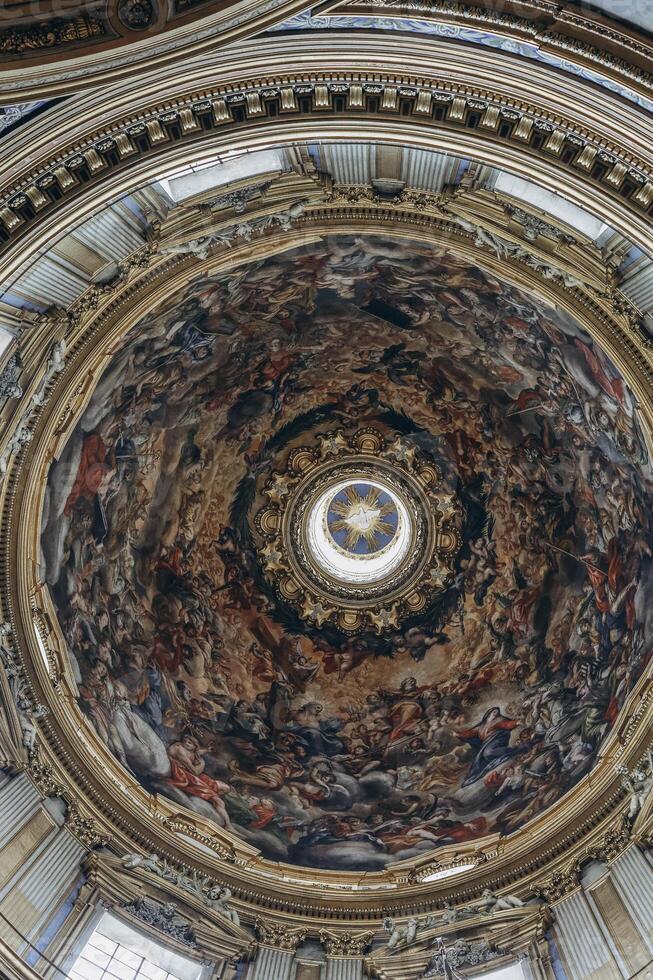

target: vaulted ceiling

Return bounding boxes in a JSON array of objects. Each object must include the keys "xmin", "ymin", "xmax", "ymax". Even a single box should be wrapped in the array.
[{"xmin": 1, "ymin": 0, "xmax": 653, "ymax": 914}]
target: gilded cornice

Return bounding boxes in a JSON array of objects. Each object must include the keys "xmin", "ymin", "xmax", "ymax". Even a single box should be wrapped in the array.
[
  {"xmin": 1, "ymin": 206, "xmax": 653, "ymax": 922},
  {"xmin": 3, "ymin": 36, "xmax": 653, "ymax": 279}
]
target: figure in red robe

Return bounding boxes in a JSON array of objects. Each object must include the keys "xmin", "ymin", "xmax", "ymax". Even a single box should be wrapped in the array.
[{"xmin": 64, "ymin": 433, "xmax": 111, "ymax": 516}]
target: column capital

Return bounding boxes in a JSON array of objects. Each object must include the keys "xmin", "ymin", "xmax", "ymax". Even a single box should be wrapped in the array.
[
  {"xmin": 535, "ymin": 858, "xmax": 582, "ymax": 903},
  {"xmin": 254, "ymin": 919, "xmax": 307, "ymax": 951},
  {"xmin": 319, "ymin": 929, "xmax": 374, "ymax": 957}
]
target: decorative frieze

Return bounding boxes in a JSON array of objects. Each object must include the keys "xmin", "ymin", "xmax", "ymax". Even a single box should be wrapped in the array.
[
  {"xmin": 122, "ymin": 897, "xmax": 199, "ymax": 948},
  {"xmin": 0, "ymin": 14, "xmax": 105, "ymax": 56}
]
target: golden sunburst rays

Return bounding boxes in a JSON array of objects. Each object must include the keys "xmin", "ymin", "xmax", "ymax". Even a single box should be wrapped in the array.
[{"xmin": 328, "ymin": 483, "xmax": 397, "ymax": 552}]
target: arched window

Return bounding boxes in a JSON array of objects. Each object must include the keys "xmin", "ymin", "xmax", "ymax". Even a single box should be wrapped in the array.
[{"xmin": 69, "ymin": 913, "xmax": 202, "ymax": 980}]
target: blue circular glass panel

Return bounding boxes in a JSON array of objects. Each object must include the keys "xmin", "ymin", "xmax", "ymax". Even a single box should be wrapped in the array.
[{"xmin": 326, "ymin": 482, "xmax": 399, "ymax": 555}]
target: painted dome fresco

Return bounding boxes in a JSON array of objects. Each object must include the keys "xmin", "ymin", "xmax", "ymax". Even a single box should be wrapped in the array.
[{"xmin": 41, "ymin": 235, "xmax": 653, "ymax": 873}]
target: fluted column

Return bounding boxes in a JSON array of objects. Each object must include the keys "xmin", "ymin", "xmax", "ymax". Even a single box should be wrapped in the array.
[
  {"xmin": 253, "ymin": 921, "xmax": 307, "ymax": 980},
  {"xmin": 0, "ymin": 787, "xmax": 58, "ymax": 903},
  {"xmin": 0, "ymin": 824, "xmax": 85, "ymax": 954},
  {"xmin": 325, "ymin": 960, "xmax": 360, "ymax": 980},
  {"xmin": 319, "ymin": 931, "xmax": 373, "ymax": 980},
  {"xmin": 552, "ymin": 889, "xmax": 621, "ymax": 980},
  {"xmin": 610, "ymin": 844, "xmax": 653, "ymax": 948},
  {"xmin": 251, "ymin": 944, "xmax": 295, "ymax": 980},
  {"xmin": 0, "ymin": 774, "xmax": 41, "ymax": 846}
]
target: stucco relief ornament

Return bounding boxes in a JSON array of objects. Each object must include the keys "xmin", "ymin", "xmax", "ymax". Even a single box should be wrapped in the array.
[
  {"xmin": 0, "ymin": 340, "xmax": 67, "ymax": 485},
  {"xmin": 204, "ymin": 885, "xmax": 240, "ymax": 925},
  {"xmin": 586, "ymin": 822, "xmax": 632, "ymax": 863},
  {"xmin": 117, "ymin": 0, "xmax": 156, "ymax": 29},
  {"xmin": 120, "ymin": 852, "xmax": 240, "ymax": 924},
  {"xmin": 200, "ymin": 182, "xmax": 274, "ymax": 215},
  {"xmin": 160, "ymin": 201, "xmax": 308, "ymax": 260},
  {"xmin": 30, "ymin": 340, "xmax": 67, "ymax": 408},
  {"xmin": 160, "ymin": 813, "xmax": 236, "ymax": 863},
  {"xmin": 121, "ymin": 851, "xmax": 180, "ymax": 881},
  {"xmin": 0, "ymin": 407, "xmax": 33, "ymax": 482},
  {"xmin": 65, "ymin": 799, "xmax": 112, "ymax": 848},
  {"xmin": 0, "ymin": 353, "xmax": 23, "ymax": 400},
  {"xmin": 122, "ymin": 898, "xmax": 198, "ymax": 948},
  {"xmin": 423, "ymin": 937, "xmax": 505, "ymax": 977},
  {"xmin": 0, "ymin": 623, "xmax": 48, "ymax": 758},
  {"xmin": 476, "ymin": 888, "xmax": 524, "ymax": 913},
  {"xmin": 255, "ymin": 427, "xmax": 461, "ymax": 633},
  {"xmin": 22, "ymin": 760, "xmax": 111, "ymax": 846},
  {"xmin": 535, "ymin": 860, "xmax": 582, "ymax": 903},
  {"xmin": 439, "ymin": 901, "xmax": 477, "ymax": 926}
]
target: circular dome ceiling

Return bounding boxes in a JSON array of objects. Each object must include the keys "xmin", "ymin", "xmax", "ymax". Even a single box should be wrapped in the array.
[{"xmin": 41, "ymin": 235, "xmax": 653, "ymax": 873}]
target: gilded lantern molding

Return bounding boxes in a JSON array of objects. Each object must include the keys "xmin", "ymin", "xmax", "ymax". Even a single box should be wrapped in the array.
[{"xmin": 254, "ymin": 427, "xmax": 461, "ymax": 634}]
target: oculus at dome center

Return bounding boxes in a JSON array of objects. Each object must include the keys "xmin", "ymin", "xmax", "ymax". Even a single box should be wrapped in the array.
[{"xmin": 257, "ymin": 426, "xmax": 461, "ymax": 633}]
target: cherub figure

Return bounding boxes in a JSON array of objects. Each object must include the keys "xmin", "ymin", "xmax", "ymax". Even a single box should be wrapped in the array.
[
  {"xmin": 206, "ymin": 885, "xmax": 240, "ymax": 926},
  {"xmin": 121, "ymin": 852, "xmax": 178, "ymax": 882},
  {"xmin": 440, "ymin": 900, "xmax": 477, "ymax": 925},
  {"xmin": 383, "ymin": 916, "xmax": 419, "ymax": 951},
  {"xmin": 477, "ymin": 888, "xmax": 524, "ymax": 913},
  {"xmin": 617, "ymin": 749, "xmax": 653, "ymax": 825},
  {"xmin": 383, "ymin": 914, "xmax": 436, "ymax": 951}
]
